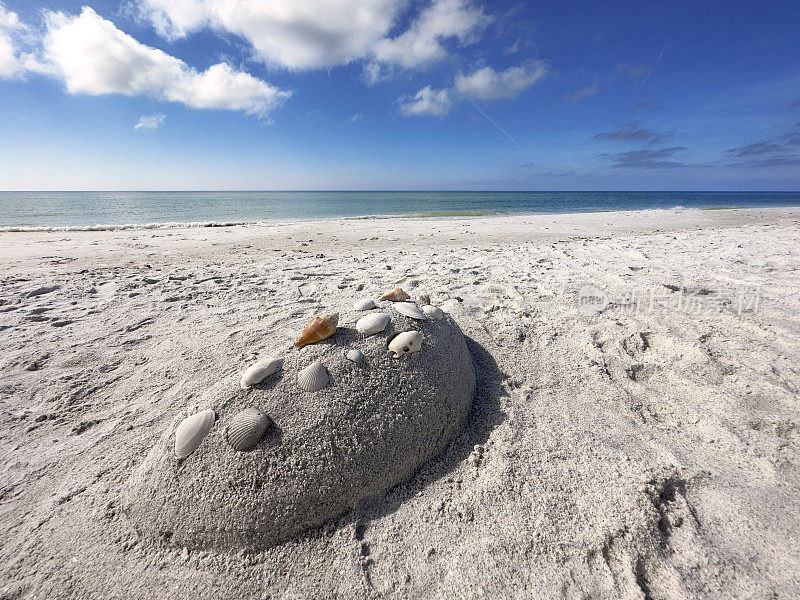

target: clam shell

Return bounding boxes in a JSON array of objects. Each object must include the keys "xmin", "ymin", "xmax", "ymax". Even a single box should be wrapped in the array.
[
  {"xmin": 388, "ymin": 331, "xmax": 423, "ymax": 358},
  {"xmin": 174, "ymin": 408, "xmax": 216, "ymax": 459},
  {"xmin": 240, "ymin": 357, "xmax": 283, "ymax": 389},
  {"xmin": 226, "ymin": 408, "xmax": 271, "ymax": 452},
  {"xmin": 294, "ymin": 313, "xmax": 339, "ymax": 349},
  {"xmin": 353, "ymin": 298, "xmax": 376, "ymax": 311},
  {"xmin": 298, "ymin": 361, "xmax": 330, "ymax": 392},
  {"xmin": 421, "ymin": 305, "xmax": 443, "ymax": 321},
  {"xmin": 393, "ymin": 302, "xmax": 426, "ymax": 320},
  {"xmin": 355, "ymin": 312, "xmax": 391, "ymax": 336},
  {"xmin": 346, "ymin": 349, "xmax": 365, "ymax": 364},
  {"xmin": 378, "ymin": 287, "xmax": 410, "ymax": 302}
]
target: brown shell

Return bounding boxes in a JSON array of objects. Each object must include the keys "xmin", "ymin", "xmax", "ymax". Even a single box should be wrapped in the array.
[
  {"xmin": 294, "ymin": 312, "xmax": 339, "ymax": 348},
  {"xmin": 378, "ymin": 287, "xmax": 410, "ymax": 302}
]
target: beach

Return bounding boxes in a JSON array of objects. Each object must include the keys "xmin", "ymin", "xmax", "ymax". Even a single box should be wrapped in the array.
[{"xmin": 1, "ymin": 206, "xmax": 799, "ymax": 598}]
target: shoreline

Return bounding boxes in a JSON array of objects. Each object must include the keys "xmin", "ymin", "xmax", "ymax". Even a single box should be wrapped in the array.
[{"xmin": 0, "ymin": 202, "xmax": 798, "ymax": 233}]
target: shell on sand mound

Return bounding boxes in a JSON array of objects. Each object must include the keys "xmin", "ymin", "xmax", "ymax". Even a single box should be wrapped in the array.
[{"xmin": 124, "ymin": 309, "xmax": 475, "ymax": 550}]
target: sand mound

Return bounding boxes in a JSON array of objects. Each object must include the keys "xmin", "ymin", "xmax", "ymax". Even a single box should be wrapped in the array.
[{"xmin": 123, "ymin": 305, "xmax": 475, "ymax": 549}]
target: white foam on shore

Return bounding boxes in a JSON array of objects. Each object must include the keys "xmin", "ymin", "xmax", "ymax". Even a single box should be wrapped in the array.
[{"xmin": 0, "ymin": 220, "xmax": 254, "ymax": 232}]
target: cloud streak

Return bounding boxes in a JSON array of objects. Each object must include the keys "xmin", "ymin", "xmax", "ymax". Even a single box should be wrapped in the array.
[
  {"xmin": 604, "ymin": 146, "xmax": 688, "ymax": 169},
  {"xmin": 594, "ymin": 121, "xmax": 665, "ymax": 143},
  {"xmin": 135, "ymin": 113, "xmax": 166, "ymax": 130}
]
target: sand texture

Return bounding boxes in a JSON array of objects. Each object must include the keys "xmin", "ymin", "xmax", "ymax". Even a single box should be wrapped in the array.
[{"xmin": 1, "ymin": 207, "xmax": 799, "ymax": 599}]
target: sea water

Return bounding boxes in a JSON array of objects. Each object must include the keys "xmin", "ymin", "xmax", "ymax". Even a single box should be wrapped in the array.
[{"xmin": 0, "ymin": 190, "xmax": 797, "ymax": 230}]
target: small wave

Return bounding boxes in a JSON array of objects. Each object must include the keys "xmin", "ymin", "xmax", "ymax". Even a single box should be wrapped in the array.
[{"xmin": 0, "ymin": 220, "xmax": 255, "ymax": 232}]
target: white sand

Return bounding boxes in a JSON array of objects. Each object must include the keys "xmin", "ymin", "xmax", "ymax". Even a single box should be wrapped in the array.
[{"xmin": 1, "ymin": 207, "xmax": 799, "ymax": 599}]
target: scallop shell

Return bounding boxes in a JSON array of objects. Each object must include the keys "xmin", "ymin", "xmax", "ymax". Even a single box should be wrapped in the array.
[
  {"xmin": 294, "ymin": 313, "xmax": 339, "ymax": 349},
  {"xmin": 393, "ymin": 302, "xmax": 426, "ymax": 320},
  {"xmin": 174, "ymin": 408, "xmax": 216, "ymax": 459},
  {"xmin": 226, "ymin": 408, "xmax": 271, "ymax": 452},
  {"xmin": 417, "ymin": 293, "xmax": 431, "ymax": 305},
  {"xmin": 240, "ymin": 357, "xmax": 283, "ymax": 389},
  {"xmin": 421, "ymin": 305, "xmax": 443, "ymax": 321},
  {"xmin": 378, "ymin": 287, "xmax": 410, "ymax": 302},
  {"xmin": 297, "ymin": 361, "xmax": 330, "ymax": 392},
  {"xmin": 353, "ymin": 298, "xmax": 376, "ymax": 311},
  {"xmin": 388, "ymin": 331, "xmax": 423, "ymax": 358},
  {"xmin": 355, "ymin": 312, "xmax": 390, "ymax": 336},
  {"xmin": 346, "ymin": 349, "xmax": 365, "ymax": 364}
]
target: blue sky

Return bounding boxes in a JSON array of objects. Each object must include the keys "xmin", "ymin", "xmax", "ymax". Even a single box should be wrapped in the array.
[{"xmin": 0, "ymin": 0, "xmax": 798, "ymax": 190}]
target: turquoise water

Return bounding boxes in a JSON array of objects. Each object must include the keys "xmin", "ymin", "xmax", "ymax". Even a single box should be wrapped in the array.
[{"xmin": 0, "ymin": 191, "xmax": 797, "ymax": 229}]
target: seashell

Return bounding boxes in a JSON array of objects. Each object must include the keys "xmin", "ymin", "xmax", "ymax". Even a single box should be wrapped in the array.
[
  {"xmin": 174, "ymin": 408, "xmax": 216, "ymax": 459},
  {"xmin": 417, "ymin": 293, "xmax": 431, "ymax": 305},
  {"xmin": 226, "ymin": 408, "xmax": 271, "ymax": 452},
  {"xmin": 346, "ymin": 349, "xmax": 365, "ymax": 364},
  {"xmin": 355, "ymin": 312, "xmax": 390, "ymax": 336},
  {"xmin": 378, "ymin": 287, "xmax": 410, "ymax": 302},
  {"xmin": 298, "ymin": 361, "xmax": 330, "ymax": 392},
  {"xmin": 388, "ymin": 331, "xmax": 423, "ymax": 358},
  {"xmin": 294, "ymin": 313, "xmax": 339, "ymax": 349},
  {"xmin": 353, "ymin": 298, "xmax": 376, "ymax": 311},
  {"xmin": 240, "ymin": 357, "xmax": 283, "ymax": 389},
  {"xmin": 393, "ymin": 302, "xmax": 426, "ymax": 320},
  {"xmin": 421, "ymin": 305, "xmax": 443, "ymax": 321}
]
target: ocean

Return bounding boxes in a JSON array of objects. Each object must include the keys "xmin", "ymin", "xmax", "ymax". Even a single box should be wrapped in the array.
[{"xmin": 0, "ymin": 191, "xmax": 797, "ymax": 230}]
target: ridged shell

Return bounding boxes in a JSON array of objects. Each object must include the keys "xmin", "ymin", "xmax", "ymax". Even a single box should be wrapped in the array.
[
  {"xmin": 378, "ymin": 287, "xmax": 410, "ymax": 302},
  {"xmin": 174, "ymin": 408, "xmax": 215, "ymax": 459},
  {"xmin": 353, "ymin": 298, "xmax": 376, "ymax": 311},
  {"xmin": 240, "ymin": 357, "xmax": 283, "ymax": 389},
  {"xmin": 355, "ymin": 312, "xmax": 390, "ymax": 336},
  {"xmin": 346, "ymin": 349, "xmax": 365, "ymax": 364},
  {"xmin": 294, "ymin": 313, "xmax": 338, "ymax": 349},
  {"xmin": 388, "ymin": 331, "xmax": 423, "ymax": 358},
  {"xmin": 421, "ymin": 305, "xmax": 443, "ymax": 321},
  {"xmin": 226, "ymin": 408, "xmax": 271, "ymax": 452},
  {"xmin": 297, "ymin": 361, "xmax": 330, "ymax": 392},
  {"xmin": 393, "ymin": 302, "xmax": 426, "ymax": 320}
]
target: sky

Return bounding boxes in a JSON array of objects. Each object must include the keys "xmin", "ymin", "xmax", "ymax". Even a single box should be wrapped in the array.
[{"xmin": 0, "ymin": 0, "xmax": 798, "ymax": 191}]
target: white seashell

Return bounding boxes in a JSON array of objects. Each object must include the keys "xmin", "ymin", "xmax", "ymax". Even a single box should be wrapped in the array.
[
  {"xmin": 353, "ymin": 298, "xmax": 377, "ymax": 311},
  {"xmin": 421, "ymin": 305, "xmax": 443, "ymax": 321},
  {"xmin": 393, "ymin": 302, "xmax": 426, "ymax": 320},
  {"xmin": 356, "ymin": 312, "xmax": 390, "ymax": 336},
  {"xmin": 388, "ymin": 331, "xmax": 423, "ymax": 358},
  {"xmin": 240, "ymin": 357, "xmax": 283, "ymax": 389},
  {"xmin": 226, "ymin": 408, "xmax": 271, "ymax": 452},
  {"xmin": 297, "ymin": 361, "xmax": 330, "ymax": 392},
  {"xmin": 174, "ymin": 408, "xmax": 216, "ymax": 459},
  {"xmin": 346, "ymin": 349, "xmax": 365, "ymax": 364}
]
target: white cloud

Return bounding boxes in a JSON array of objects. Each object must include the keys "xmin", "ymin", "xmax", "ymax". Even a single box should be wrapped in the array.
[
  {"xmin": 41, "ymin": 7, "xmax": 290, "ymax": 116},
  {"xmin": 399, "ymin": 85, "xmax": 453, "ymax": 117},
  {"xmin": 0, "ymin": 4, "xmax": 26, "ymax": 78},
  {"xmin": 138, "ymin": 0, "xmax": 489, "ymax": 71},
  {"xmin": 134, "ymin": 113, "xmax": 166, "ymax": 130},
  {"xmin": 454, "ymin": 61, "xmax": 546, "ymax": 100},
  {"xmin": 373, "ymin": 0, "xmax": 490, "ymax": 68},
  {"xmin": 139, "ymin": 0, "xmax": 402, "ymax": 70},
  {"xmin": 401, "ymin": 62, "xmax": 546, "ymax": 116}
]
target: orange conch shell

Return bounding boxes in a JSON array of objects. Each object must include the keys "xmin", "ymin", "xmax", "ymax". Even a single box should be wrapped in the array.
[
  {"xmin": 378, "ymin": 287, "xmax": 410, "ymax": 302},
  {"xmin": 294, "ymin": 312, "xmax": 339, "ymax": 349}
]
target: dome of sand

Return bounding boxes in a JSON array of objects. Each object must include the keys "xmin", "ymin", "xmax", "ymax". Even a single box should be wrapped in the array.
[{"xmin": 124, "ymin": 304, "xmax": 475, "ymax": 549}]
